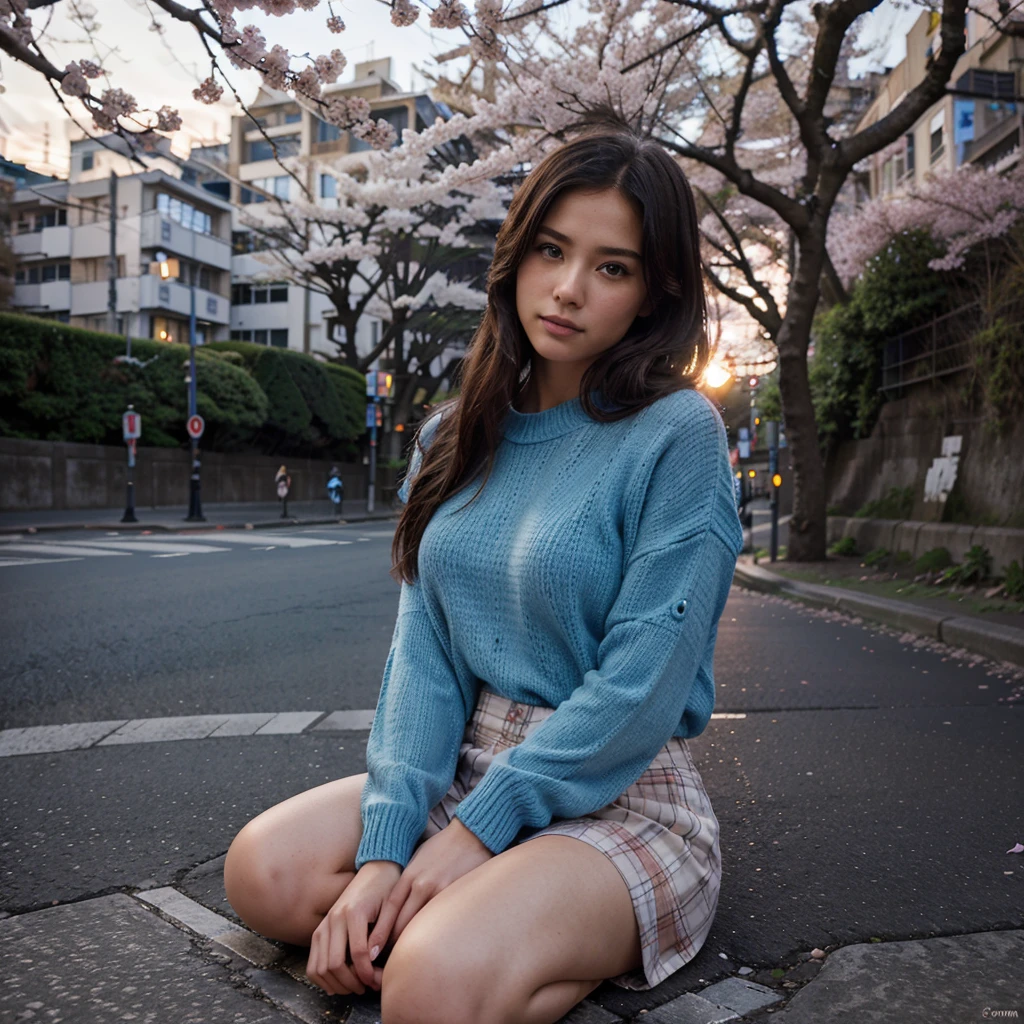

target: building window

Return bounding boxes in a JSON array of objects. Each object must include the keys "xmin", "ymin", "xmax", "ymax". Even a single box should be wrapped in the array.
[
  {"xmin": 317, "ymin": 119, "xmax": 342, "ymax": 143},
  {"xmin": 270, "ymin": 329, "xmax": 288, "ymax": 348},
  {"xmin": 243, "ymin": 175, "xmax": 291, "ymax": 204},
  {"xmin": 232, "ymin": 282, "xmax": 288, "ymax": 304},
  {"xmin": 246, "ymin": 135, "xmax": 299, "ymax": 162},
  {"xmin": 284, "ymin": 111, "xmax": 302, "ymax": 124},
  {"xmin": 320, "ymin": 173, "xmax": 337, "ymax": 198},
  {"xmin": 230, "ymin": 329, "xmax": 253, "ymax": 341},
  {"xmin": 82, "ymin": 151, "xmax": 94, "ymax": 171},
  {"xmin": 929, "ymin": 109, "xmax": 944, "ymax": 162},
  {"xmin": 27, "ymin": 267, "xmax": 39, "ymax": 283},
  {"xmin": 254, "ymin": 329, "xmax": 268, "ymax": 345},
  {"xmin": 156, "ymin": 192, "xmax": 213, "ymax": 235},
  {"xmin": 32, "ymin": 209, "xmax": 67, "ymax": 231},
  {"xmin": 15, "ymin": 269, "xmax": 24, "ymax": 283},
  {"xmin": 153, "ymin": 316, "xmax": 176, "ymax": 343},
  {"xmin": 905, "ymin": 132, "xmax": 915, "ymax": 175},
  {"xmin": 58, "ymin": 263, "xmax": 70, "ymax": 280}
]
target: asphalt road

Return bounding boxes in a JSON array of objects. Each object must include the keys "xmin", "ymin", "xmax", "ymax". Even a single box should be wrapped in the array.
[{"xmin": 1, "ymin": 521, "xmax": 1020, "ymax": 1004}]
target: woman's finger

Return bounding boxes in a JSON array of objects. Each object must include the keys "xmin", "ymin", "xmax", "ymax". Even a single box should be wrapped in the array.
[
  {"xmin": 348, "ymin": 908, "xmax": 376, "ymax": 990},
  {"xmin": 391, "ymin": 883, "xmax": 431, "ymax": 942},
  {"xmin": 325, "ymin": 915, "xmax": 364, "ymax": 996}
]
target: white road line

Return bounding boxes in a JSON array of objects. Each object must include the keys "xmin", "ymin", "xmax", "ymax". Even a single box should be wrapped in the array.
[
  {"xmin": 188, "ymin": 534, "xmax": 350, "ymax": 548},
  {"xmin": 0, "ymin": 557, "xmax": 84, "ymax": 568},
  {"xmin": 65, "ymin": 540, "xmax": 231, "ymax": 554},
  {"xmin": 0, "ymin": 710, "xmax": 743, "ymax": 757},
  {"xmin": 0, "ymin": 543, "xmax": 131, "ymax": 558}
]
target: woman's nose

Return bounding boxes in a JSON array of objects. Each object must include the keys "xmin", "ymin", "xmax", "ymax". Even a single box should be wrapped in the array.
[{"xmin": 553, "ymin": 266, "xmax": 585, "ymax": 306}]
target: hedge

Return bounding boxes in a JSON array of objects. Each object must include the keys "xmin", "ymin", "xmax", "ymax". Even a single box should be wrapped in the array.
[{"xmin": 0, "ymin": 313, "xmax": 366, "ymax": 454}]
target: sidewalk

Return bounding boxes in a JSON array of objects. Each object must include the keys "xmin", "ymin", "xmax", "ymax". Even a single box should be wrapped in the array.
[
  {"xmin": 733, "ymin": 556, "xmax": 1024, "ymax": 668},
  {"xmin": 2, "ymin": 872, "xmax": 1018, "ymax": 1023},
  {"xmin": 0, "ymin": 498, "xmax": 400, "ymax": 536}
]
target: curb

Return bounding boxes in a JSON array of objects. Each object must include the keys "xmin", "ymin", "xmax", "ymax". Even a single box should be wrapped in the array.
[
  {"xmin": 732, "ymin": 558, "xmax": 1024, "ymax": 667},
  {"xmin": 0, "ymin": 510, "xmax": 401, "ymax": 536}
]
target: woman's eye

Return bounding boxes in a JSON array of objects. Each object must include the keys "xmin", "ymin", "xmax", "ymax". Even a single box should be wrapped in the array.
[
  {"xmin": 537, "ymin": 245, "xmax": 628, "ymax": 278},
  {"xmin": 602, "ymin": 264, "xmax": 627, "ymax": 277}
]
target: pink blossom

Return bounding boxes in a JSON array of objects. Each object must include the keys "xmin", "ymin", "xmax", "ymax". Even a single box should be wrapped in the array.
[
  {"xmin": 347, "ymin": 96, "xmax": 371, "ymax": 121},
  {"xmin": 225, "ymin": 24, "xmax": 267, "ymax": 71},
  {"xmin": 60, "ymin": 62, "xmax": 89, "ymax": 98},
  {"xmin": 193, "ymin": 76, "xmax": 225, "ymax": 105},
  {"xmin": 390, "ymin": 0, "xmax": 419, "ymax": 28},
  {"xmin": 351, "ymin": 117, "xmax": 398, "ymax": 150},
  {"xmin": 258, "ymin": 43, "xmax": 291, "ymax": 90},
  {"xmin": 155, "ymin": 105, "xmax": 182, "ymax": 132},
  {"xmin": 314, "ymin": 49, "xmax": 346, "ymax": 84},
  {"xmin": 294, "ymin": 66, "xmax": 320, "ymax": 98},
  {"xmin": 326, "ymin": 14, "xmax": 345, "ymax": 32},
  {"xmin": 78, "ymin": 59, "xmax": 103, "ymax": 78},
  {"xmin": 429, "ymin": 0, "xmax": 469, "ymax": 29},
  {"xmin": 93, "ymin": 88, "xmax": 138, "ymax": 130}
]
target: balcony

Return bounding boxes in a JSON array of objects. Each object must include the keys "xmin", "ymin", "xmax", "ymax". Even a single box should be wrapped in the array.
[
  {"xmin": 137, "ymin": 275, "xmax": 230, "ymax": 324},
  {"xmin": 12, "ymin": 280, "xmax": 72, "ymax": 313},
  {"xmin": 13, "ymin": 225, "xmax": 71, "ymax": 260},
  {"xmin": 138, "ymin": 211, "xmax": 232, "ymax": 271}
]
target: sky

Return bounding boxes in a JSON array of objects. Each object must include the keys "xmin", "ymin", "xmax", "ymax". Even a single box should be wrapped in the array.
[{"xmin": 0, "ymin": 0, "xmax": 922, "ymax": 176}]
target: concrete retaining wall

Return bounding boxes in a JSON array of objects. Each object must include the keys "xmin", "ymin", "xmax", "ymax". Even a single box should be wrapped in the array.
[
  {"xmin": 0, "ymin": 437, "xmax": 397, "ymax": 512},
  {"xmin": 827, "ymin": 515, "xmax": 1024, "ymax": 574}
]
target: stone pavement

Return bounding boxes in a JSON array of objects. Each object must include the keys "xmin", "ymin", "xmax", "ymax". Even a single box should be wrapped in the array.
[
  {"xmin": 0, "ymin": 498, "xmax": 400, "ymax": 536},
  {"xmin": 1, "ymin": 855, "xmax": 1020, "ymax": 1024}
]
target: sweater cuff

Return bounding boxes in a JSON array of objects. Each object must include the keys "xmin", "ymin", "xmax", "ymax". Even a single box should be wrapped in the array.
[
  {"xmin": 355, "ymin": 801, "xmax": 423, "ymax": 870},
  {"xmin": 452, "ymin": 763, "xmax": 539, "ymax": 854}
]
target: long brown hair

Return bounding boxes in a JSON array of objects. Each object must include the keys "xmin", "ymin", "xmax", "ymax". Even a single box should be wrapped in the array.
[{"xmin": 391, "ymin": 114, "xmax": 711, "ymax": 585}]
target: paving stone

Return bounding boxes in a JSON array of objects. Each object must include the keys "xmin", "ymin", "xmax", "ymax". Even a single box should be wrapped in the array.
[
  {"xmin": 761, "ymin": 930, "xmax": 1024, "ymax": 1023},
  {"xmin": 561, "ymin": 1000, "xmax": 624, "ymax": 1022},
  {"xmin": 639, "ymin": 992, "xmax": 739, "ymax": 1023},
  {"xmin": 696, "ymin": 977, "xmax": 783, "ymax": 1015},
  {"xmin": 0, "ymin": 894, "xmax": 296, "ymax": 1023}
]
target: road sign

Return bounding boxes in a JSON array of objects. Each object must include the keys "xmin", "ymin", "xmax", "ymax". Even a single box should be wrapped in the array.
[
  {"xmin": 122, "ymin": 409, "xmax": 141, "ymax": 441},
  {"xmin": 186, "ymin": 414, "xmax": 205, "ymax": 440}
]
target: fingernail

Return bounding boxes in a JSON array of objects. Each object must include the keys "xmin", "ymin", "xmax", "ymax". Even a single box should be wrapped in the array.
[{"xmin": 370, "ymin": 945, "xmax": 380, "ymax": 959}]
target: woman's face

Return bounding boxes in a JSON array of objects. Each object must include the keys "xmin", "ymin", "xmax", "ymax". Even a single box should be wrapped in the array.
[{"xmin": 515, "ymin": 187, "xmax": 652, "ymax": 373}]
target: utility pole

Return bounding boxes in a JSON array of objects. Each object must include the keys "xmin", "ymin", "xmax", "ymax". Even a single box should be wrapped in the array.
[{"xmin": 107, "ymin": 170, "xmax": 118, "ymax": 335}]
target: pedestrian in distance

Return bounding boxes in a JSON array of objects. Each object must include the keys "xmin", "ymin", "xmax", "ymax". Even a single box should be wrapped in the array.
[
  {"xmin": 224, "ymin": 109, "xmax": 743, "ymax": 1024},
  {"xmin": 327, "ymin": 465, "xmax": 344, "ymax": 515},
  {"xmin": 275, "ymin": 464, "xmax": 291, "ymax": 519}
]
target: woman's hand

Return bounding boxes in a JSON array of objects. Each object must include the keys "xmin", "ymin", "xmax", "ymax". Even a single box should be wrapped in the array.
[
  {"xmin": 367, "ymin": 818, "xmax": 494, "ymax": 953},
  {"xmin": 306, "ymin": 860, "xmax": 401, "ymax": 996}
]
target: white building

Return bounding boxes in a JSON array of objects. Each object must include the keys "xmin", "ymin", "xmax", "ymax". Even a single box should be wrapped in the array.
[
  {"xmin": 224, "ymin": 57, "xmax": 457, "ymax": 360},
  {"xmin": 10, "ymin": 135, "xmax": 233, "ymax": 343}
]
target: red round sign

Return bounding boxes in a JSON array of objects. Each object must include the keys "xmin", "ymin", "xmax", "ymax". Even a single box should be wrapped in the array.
[{"xmin": 186, "ymin": 414, "xmax": 205, "ymax": 439}]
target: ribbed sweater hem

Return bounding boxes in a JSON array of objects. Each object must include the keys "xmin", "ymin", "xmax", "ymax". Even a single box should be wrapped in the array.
[{"xmin": 354, "ymin": 803, "xmax": 422, "ymax": 870}]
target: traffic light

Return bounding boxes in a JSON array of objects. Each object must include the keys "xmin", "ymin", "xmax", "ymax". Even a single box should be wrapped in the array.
[
  {"xmin": 748, "ymin": 376, "xmax": 759, "ymax": 388},
  {"xmin": 772, "ymin": 472, "xmax": 782, "ymax": 488},
  {"xmin": 747, "ymin": 469, "xmax": 756, "ymax": 478}
]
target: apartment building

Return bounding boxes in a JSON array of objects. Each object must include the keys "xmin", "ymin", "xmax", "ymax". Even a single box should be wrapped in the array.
[
  {"xmin": 856, "ymin": 9, "xmax": 1022, "ymax": 199},
  {"xmin": 9, "ymin": 135, "xmax": 233, "ymax": 343},
  {"xmin": 224, "ymin": 57, "xmax": 458, "ymax": 359}
]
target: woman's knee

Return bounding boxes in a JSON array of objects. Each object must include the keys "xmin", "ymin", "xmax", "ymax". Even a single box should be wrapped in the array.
[
  {"xmin": 380, "ymin": 922, "xmax": 493, "ymax": 1024},
  {"xmin": 223, "ymin": 819, "xmax": 295, "ymax": 927}
]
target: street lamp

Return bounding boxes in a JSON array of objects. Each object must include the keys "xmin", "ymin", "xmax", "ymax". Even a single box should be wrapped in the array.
[{"xmin": 151, "ymin": 248, "xmax": 203, "ymax": 521}]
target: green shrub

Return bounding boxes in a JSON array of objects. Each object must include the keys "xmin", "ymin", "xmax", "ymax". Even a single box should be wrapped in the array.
[
  {"xmin": 829, "ymin": 536, "xmax": 858, "ymax": 556},
  {"xmin": 939, "ymin": 545, "xmax": 992, "ymax": 586},
  {"xmin": 862, "ymin": 547, "xmax": 889, "ymax": 567},
  {"xmin": 0, "ymin": 312, "xmax": 266, "ymax": 448},
  {"xmin": 915, "ymin": 547, "xmax": 952, "ymax": 573},
  {"xmin": 1004, "ymin": 560, "xmax": 1024, "ymax": 600},
  {"xmin": 854, "ymin": 486, "xmax": 914, "ymax": 520},
  {"xmin": 893, "ymin": 550, "xmax": 913, "ymax": 565}
]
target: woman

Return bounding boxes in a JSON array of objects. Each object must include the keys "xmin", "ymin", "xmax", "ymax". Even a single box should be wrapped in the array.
[{"xmin": 224, "ymin": 116, "xmax": 743, "ymax": 1024}]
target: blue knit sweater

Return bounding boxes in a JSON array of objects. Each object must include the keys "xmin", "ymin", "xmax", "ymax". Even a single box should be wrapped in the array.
[{"xmin": 355, "ymin": 387, "xmax": 743, "ymax": 870}]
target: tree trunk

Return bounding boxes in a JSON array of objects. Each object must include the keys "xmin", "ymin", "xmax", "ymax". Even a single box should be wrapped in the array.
[{"xmin": 777, "ymin": 230, "xmax": 829, "ymax": 561}]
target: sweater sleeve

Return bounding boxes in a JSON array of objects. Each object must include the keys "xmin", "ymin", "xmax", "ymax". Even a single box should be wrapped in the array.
[
  {"xmin": 451, "ymin": 393, "xmax": 743, "ymax": 855},
  {"xmin": 356, "ymin": 408, "xmax": 474, "ymax": 869}
]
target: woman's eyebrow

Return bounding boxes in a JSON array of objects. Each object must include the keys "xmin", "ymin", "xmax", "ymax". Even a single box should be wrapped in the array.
[{"xmin": 536, "ymin": 225, "xmax": 641, "ymax": 261}]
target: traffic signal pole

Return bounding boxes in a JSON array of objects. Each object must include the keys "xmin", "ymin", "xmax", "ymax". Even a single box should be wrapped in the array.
[{"xmin": 767, "ymin": 420, "xmax": 779, "ymax": 562}]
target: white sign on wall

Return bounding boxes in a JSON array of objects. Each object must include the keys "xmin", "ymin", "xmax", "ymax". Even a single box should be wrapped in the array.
[{"xmin": 923, "ymin": 435, "xmax": 962, "ymax": 503}]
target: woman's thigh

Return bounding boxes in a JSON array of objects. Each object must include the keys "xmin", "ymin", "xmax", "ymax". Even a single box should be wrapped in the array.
[
  {"xmin": 223, "ymin": 771, "xmax": 367, "ymax": 943},
  {"xmin": 381, "ymin": 834, "xmax": 642, "ymax": 1024}
]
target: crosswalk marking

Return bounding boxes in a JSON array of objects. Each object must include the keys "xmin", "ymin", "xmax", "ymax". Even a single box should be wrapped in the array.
[
  {"xmin": 189, "ymin": 534, "xmax": 350, "ymax": 548},
  {"xmin": 65, "ymin": 540, "xmax": 231, "ymax": 554},
  {"xmin": 0, "ymin": 556, "xmax": 84, "ymax": 567},
  {"xmin": 1, "ymin": 543, "xmax": 132, "ymax": 557}
]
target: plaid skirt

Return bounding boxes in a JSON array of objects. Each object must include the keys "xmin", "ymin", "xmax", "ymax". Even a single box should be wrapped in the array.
[{"xmin": 418, "ymin": 687, "xmax": 721, "ymax": 991}]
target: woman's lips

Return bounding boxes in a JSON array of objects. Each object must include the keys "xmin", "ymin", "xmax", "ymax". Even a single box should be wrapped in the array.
[{"xmin": 540, "ymin": 316, "xmax": 582, "ymax": 337}]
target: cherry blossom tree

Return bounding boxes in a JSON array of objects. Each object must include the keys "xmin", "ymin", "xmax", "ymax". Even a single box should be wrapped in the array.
[{"xmin": 829, "ymin": 159, "xmax": 1024, "ymax": 314}]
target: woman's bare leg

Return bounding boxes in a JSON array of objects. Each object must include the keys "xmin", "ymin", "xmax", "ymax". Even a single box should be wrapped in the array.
[{"xmin": 223, "ymin": 772, "xmax": 368, "ymax": 945}]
